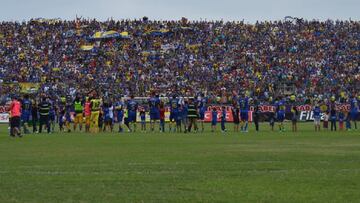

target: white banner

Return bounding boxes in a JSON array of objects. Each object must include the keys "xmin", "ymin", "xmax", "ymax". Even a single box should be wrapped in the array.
[
  {"xmin": 298, "ymin": 111, "xmax": 325, "ymax": 121},
  {"xmin": 0, "ymin": 113, "xmax": 9, "ymax": 123}
]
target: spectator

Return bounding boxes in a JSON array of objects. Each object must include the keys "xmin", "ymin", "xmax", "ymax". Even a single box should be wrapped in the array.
[{"xmin": 0, "ymin": 19, "xmax": 358, "ymax": 102}]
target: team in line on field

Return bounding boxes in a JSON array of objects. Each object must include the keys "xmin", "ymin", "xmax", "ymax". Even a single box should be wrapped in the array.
[{"xmin": 7, "ymin": 92, "xmax": 360, "ymax": 137}]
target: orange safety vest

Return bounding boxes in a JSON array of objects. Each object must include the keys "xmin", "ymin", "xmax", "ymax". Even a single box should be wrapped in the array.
[{"xmin": 84, "ymin": 102, "xmax": 91, "ymax": 116}]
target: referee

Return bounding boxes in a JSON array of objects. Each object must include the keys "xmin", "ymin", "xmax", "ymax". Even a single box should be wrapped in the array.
[
  {"xmin": 187, "ymin": 98, "xmax": 198, "ymax": 133},
  {"xmin": 38, "ymin": 97, "xmax": 51, "ymax": 134}
]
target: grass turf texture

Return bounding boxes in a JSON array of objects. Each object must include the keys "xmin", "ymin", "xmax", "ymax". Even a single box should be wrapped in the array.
[{"xmin": 0, "ymin": 122, "xmax": 360, "ymax": 203}]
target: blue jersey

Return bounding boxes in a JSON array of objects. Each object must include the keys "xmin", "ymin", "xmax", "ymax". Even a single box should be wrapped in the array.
[
  {"xmin": 313, "ymin": 106, "xmax": 321, "ymax": 118},
  {"xmin": 330, "ymin": 109, "xmax": 337, "ymax": 118},
  {"xmin": 114, "ymin": 101, "xmax": 124, "ymax": 113},
  {"xmin": 276, "ymin": 100, "xmax": 286, "ymax": 114},
  {"xmin": 338, "ymin": 112, "xmax": 345, "ymax": 121},
  {"xmin": 140, "ymin": 112, "xmax": 146, "ymax": 121},
  {"xmin": 221, "ymin": 110, "xmax": 226, "ymax": 122},
  {"xmin": 350, "ymin": 98, "xmax": 358, "ymax": 112},
  {"xmin": 66, "ymin": 96, "xmax": 73, "ymax": 112},
  {"xmin": 169, "ymin": 98, "xmax": 179, "ymax": 112},
  {"xmin": 211, "ymin": 110, "xmax": 218, "ymax": 122},
  {"xmin": 198, "ymin": 97, "xmax": 207, "ymax": 112},
  {"xmin": 239, "ymin": 97, "xmax": 249, "ymax": 112},
  {"xmin": 148, "ymin": 97, "xmax": 160, "ymax": 113},
  {"xmin": 49, "ymin": 100, "xmax": 56, "ymax": 116},
  {"xmin": 22, "ymin": 99, "xmax": 32, "ymax": 113},
  {"xmin": 103, "ymin": 107, "xmax": 110, "ymax": 119},
  {"xmin": 182, "ymin": 104, "xmax": 188, "ymax": 118},
  {"xmin": 58, "ymin": 101, "xmax": 65, "ymax": 115},
  {"xmin": 127, "ymin": 100, "xmax": 138, "ymax": 112}
]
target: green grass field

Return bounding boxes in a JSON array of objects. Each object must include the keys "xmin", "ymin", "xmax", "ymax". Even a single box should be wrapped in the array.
[{"xmin": 0, "ymin": 122, "xmax": 360, "ymax": 203}]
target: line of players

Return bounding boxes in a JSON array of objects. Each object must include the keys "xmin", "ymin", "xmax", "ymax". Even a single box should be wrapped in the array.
[
  {"xmin": 9, "ymin": 92, "xmax": 241, "ymax": 135},
  {"xmin": 267, "ymin": 95, "xmax": 360, "ymax": 132},
  {"xmin": 309, "ymin": 96, "xmax": 359, "ymax": 132},
  {"xmin": 9, "ymin": 92, "xmax": 208, "ymax": 135},
  {"xmin": 8, "ymin": 92, "xmax": 360, "ymax": 136}
]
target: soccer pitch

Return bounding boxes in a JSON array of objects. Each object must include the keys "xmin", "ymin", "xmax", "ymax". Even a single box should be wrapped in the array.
[{"xmin": 0, "ymin": 123, "xmax": 360, "ymax": 202}]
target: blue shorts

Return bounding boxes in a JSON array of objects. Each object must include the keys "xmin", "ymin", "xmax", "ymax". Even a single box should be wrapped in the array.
[
  {"xmin": 105, "ymin": 117, "xmax": 113, "ymax": 123},
  {"xmin": 199, "ymin": 111, "xmax": 205, "ymax": 120},
  {"xmin": 277, "ymin": 113, "xmax": 285, "ymax": 122},
  {"xmin": 351, "ymin": 112, "xmax": 358, "ymax": 120},
  {"xmin": 170, "ymin": 111, "xmax": 178, "ymax": 122},
  {"xmin": 128, "ymin": 111, "xmax": 137, "ymax": 122},
  {"xmin": 49, "ymin": 114, "xmax": 56, "ymax": 121},
  {"xmin": 240, "ymin": 111, "xmax": 248, "ymax": 121},
  {"xmin": 65, "ymin": 113, "xmax": 72, "ymax": 122},
  {"xmin": 59, "ymin": 114, "xmax": 64, "ymax": 125},
  {"xmin": 117, "ymin": 114, "xmax": 124, "ymax": 123},
  {"xmin": 177, "ymin": 114, "xmax": 183, "ymax": 121},
  {"xmin": 150, "ymin": 111, "xmax": 160, "ymax": 120},
  {"xmin": 211, "ymin": 120, "xmax": 217, "ymax": 126},
  {"xmin": 21, "ymin": 112, "xmax": 31, "ymax": 122}
]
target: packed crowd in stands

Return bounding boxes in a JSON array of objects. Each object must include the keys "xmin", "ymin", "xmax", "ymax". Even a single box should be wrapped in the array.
[{"xmin": 0, "ymin": 17, "xmax": 359, "ymax": 104}]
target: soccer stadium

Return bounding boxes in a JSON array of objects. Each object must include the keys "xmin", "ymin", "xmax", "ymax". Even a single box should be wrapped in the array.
[{"xmin": 0, "ymin": 0, "xmax": 360, "ymax": 202}]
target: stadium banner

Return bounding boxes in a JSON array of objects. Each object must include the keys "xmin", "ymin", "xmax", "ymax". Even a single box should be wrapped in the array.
[
  {"xmin": 80, "ymin": 45, "xmax": 95, "ymax": 51},
  {"xmin": 0, "ymin": 105, "xmax": 8, "ymax": 114},
  {"xmin": 204, "ymin": 104, "xmax": 350, "ymax": 113},
  {"xmin": 0, "ymin": 105, "xmax": 9, "ymax": 123},
  {"xmin": 204, "ymin": 111, "xmax": 253, "ymax": 122},
  {"xmin": 0, "ymin": 113, "xmax": 9, "ymax": 123},
  {"xmin": 298, "ymin": 111, "xmax": 326, "ymax": 121},
  {"xmin": 19, "ymin": 83, "xmax": 40, "ymax": 93},
  {"xmin": 0, "ymin": 104, "xmax": 353, "ymax": 124}
]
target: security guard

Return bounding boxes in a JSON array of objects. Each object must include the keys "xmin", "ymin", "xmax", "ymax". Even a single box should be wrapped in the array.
[
  {"xmin": 38, "ymin": 97, "xmax": 51, "ymax": 134},
  {"xmin": 73, "ymin": 96, "xmax": 84, "ymax": 131}
]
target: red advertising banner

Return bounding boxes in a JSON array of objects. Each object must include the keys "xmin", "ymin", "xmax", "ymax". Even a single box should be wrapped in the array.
[
  {"xmin": 204, "ymin": 111, "xmax": 253, "ymax": 122},
  {"xmin": 0, "ymin": 104, "xmax": 352, "ymax": 124},
  {"xmin": 206, "ymin": 104, "xmax": 350, "ymax": 113},
  {"xmin": 0, "ymin": 105, "xmax": 9, "ymax": 114}
]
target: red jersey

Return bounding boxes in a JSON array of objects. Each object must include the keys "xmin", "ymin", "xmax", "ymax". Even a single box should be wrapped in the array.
[
  {"xmin": 160, "ymin": 108, "xmax": 165, "ymax": 120},
  {"xmin": 9, "ymin": 99, "xmax": 21, "ymax": 117}
]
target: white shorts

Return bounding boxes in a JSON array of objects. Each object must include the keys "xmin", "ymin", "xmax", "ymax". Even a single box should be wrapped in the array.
[{"xmin": 314, "ymin": 117, "xmax": 320, "ymax": 125}]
